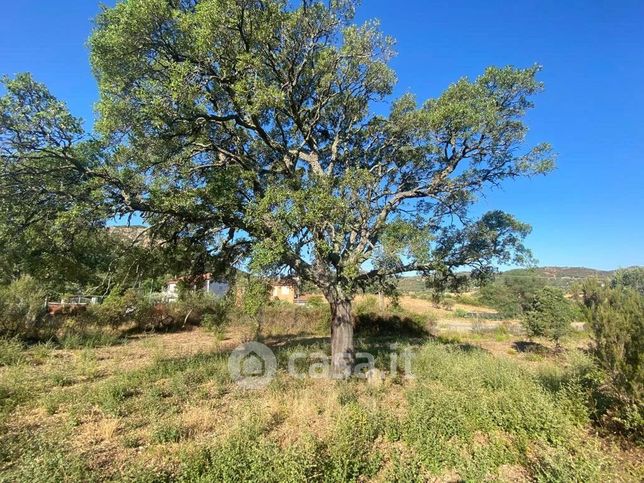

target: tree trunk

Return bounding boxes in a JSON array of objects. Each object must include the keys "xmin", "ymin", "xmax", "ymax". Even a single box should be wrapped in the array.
[{"xmin": 329, "ymin": 297, "xmax": 354, "ymax": 379}]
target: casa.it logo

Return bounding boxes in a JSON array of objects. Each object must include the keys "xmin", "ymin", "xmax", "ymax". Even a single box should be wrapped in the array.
[{"xmin": 228, "ymin": 341, "xmax": 277, "ymax": 389}]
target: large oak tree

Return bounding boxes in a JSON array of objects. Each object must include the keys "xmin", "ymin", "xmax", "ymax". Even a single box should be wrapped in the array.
[{"xmin": 1, "ymin": 0, "xmax": 554, "ymax": 377}]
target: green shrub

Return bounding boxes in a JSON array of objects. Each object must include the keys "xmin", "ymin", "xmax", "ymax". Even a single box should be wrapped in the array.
[
  {"xmin": 141, "ymin": 291, "xmax": 231, "ymax": 334},
  {"xmin": 88, "ymin": 289, "xmax": 229, "ymax": 333},
  {"xmin": 0, "ymin": 275, "xmax": 48, "ymax": 340},
  {"xmin": 440, "ymin": 298, "xmax": 455, "ymax": 310},
  {"xmin": 450, "ymin": 293, "xmax": 479, "ymax": 306},
  {"xmin": 89, "ymin": 289, "xmax": 154, "ymax": 328},
  {"xmin": 306, "ymin": 294, "xmax": 326, "ymax": 308},
  {"xmin": 0, "ymin": 337, "xmax": 25, "ymax": 366},
  {"xmin": 259, "ymin": 303, "xmax": 330, "ymax": 337},
  {"xmin": 354, "ymin": 310, "xmax": 430, "ymax": 338},
  {"xmin": 180, "ymin": 423, "xmax": 320, "ymax": 482},
  {"xmin": 403, "ymin": 342, "xmax": 607, "ymax": 480},
  {"xmin": 479, "ymin": 274, "xmax": 546, "ymax": 318},
  {"xmin": 152, "ymin": 421, "xmax": 185, "ymax": 444},
  {"xmin": 611, "ymin": 267, "xmax": 644, "ymax": 295},
  {"xmin": 581, "ymin": 281, "xmax": 643, "ymax": 439},
  {"xmin": 453, "ymin": 308, "xmax": 468, "ymax": 318},
  {"xmin": 354, "ymin": 295, "xmax": 380, "ymax": 315},
  {"xmin": 323, "ymin": 404, "xmax": 384, "ymax": 481},
  {"xmin": 523, "ymin": 287, "xmax": 574, "ymax": 346}
]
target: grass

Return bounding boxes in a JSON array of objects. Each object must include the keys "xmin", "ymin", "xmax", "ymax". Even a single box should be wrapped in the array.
[
  {"xmin": 0, "ymin": 338, "xmax": 24, "ymax": 366},
  {"xmin": 0, "ymin": 320, "xmax": 641, "ymax": 481}
]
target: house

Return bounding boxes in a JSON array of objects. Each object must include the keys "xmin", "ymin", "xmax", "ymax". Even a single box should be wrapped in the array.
[
  {"xmin": 269, "ymin": 278, "xmax": 299, "ymax": 304},
  {"xmin": 163, "ymin": 273, "xmax": 230, "ymax": 301}
]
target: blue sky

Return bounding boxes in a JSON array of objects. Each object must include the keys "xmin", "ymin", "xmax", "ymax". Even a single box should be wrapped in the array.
[{"xmin": 1, "ymin": 0, "xmax": 642, "ymax": 270}]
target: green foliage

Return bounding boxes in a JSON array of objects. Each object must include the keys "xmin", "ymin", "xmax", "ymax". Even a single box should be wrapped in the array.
[
  {"xmin": 306, "ymin": 294, "xmax": 326, "ymax": 308},
  {"xmin": 0, "ymin": 337, "xmax": 25, "ymax": 366},
  {"xmin": 257, "ymin": 303, "xmax": 331, "ymax": 338},
  {"xmin": 1, "ymin": 0, "xmax": 557, "ymax": 373},
  {"xmin": 181, "ymin": 427, "xmax": 320, "ymax": 482},
  {"xmin": 240, "ymin": 278, "xmax": 269, "ymax": 320},
  {"xmin": 449, "ymin": 293, "xmax": 479, "ymax": 306},
  {"xmin": 611, "ymin": 267, "xmax": 644, "ymax": 295},
  {"xmin": 84, "ymin": 0, "xmax": 552, "ymax": 309},
  {"xmin": 152, "ymin": 421, "xmax": 185, "ymax": 444},
  {"xmin": 173, "ymin": 290, "xmax": 230, "ymax": 327},
  {"xmin": 453, "ymin": 308, "xmax": 468, "ymax": 318},
  {"xmin": 89, "ymin": 289, "xmax": 154, "ymax": 328},
  {"xmin": 403, "ymin": 342, "xmax": 607, "ymax": 480},
  {"xmin": 479, "ymin": 273, "xmax": 546, "ymax": 318},
  {"xmin": 581, "ymin": 280, "xmax": 643, "ymax": 438},
  {"xmin": 0, "ymin": 275, "xmax": 48, "ymax": 340},
  {"xmin": 0, "ymin": 73, "xmax": 114, "ymax": 294},
  {"xmin": 354, "ymin": 311, "xmax": 430, "ymax": 338},
  {"xmin": 523, "ymin": 287, "xmax": 574, "ymax": 344}
]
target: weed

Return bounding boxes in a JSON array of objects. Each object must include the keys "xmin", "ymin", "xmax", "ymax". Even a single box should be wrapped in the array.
[{"xmin": 0, "ymin": 338, "xmax": 25, "ymax": 366}]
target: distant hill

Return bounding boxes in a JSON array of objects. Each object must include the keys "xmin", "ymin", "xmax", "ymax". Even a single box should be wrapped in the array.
[
  {"xmin": 106, "ymin": 225, "xmax": 152, "ymax": 246},
  {"xmin": 397, "ymin": 266, "xmax": 634, "ymax": 293},
  {"xmin": 498, "ymin": 267, "xmax": 617, "ymax": 290},
  {"xmin": 501, "ymin": 266, "xmax": 615, "ymax": 280}
]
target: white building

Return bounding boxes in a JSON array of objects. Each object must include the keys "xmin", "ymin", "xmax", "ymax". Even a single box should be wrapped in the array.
[{"xmin": 163, "ymin": 273, "xmax": 230, "ymax": 301}]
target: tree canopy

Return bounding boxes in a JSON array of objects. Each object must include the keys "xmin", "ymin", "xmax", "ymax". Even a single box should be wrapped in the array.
[{"xmin": 1, "ymin": 0, "xmax": 554, "ymax": 375}]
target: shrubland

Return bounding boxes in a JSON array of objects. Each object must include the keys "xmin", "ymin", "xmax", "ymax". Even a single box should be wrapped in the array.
[
  {"xmin": 522, "ymin": 286, "xmax": 575, "ymax": 347},
  {"xmin": 580, "ymin": 278, "xmax": 643, "ymax": 439},
  {"xmin": 0, "ymin": 270, "xmax": 642, "ymax": 480},
  {"xmin": 1, "ymin": 322, "xmax": 640, "ymax": 481}
]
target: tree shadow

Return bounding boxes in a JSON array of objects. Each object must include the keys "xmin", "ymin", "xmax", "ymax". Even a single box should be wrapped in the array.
[
  {"xmin": 512, "ymin": 340, "xmax": 551, "ymax": 355},
  {"xmin": 263, "ymin": 334, "xmax": 329, "ymax": 351},
  {"xmin": 431, "ymin": 333, "xmax": 490, "ymax": 354}
]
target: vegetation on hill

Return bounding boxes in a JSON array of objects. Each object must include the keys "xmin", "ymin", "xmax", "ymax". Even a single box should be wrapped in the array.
[{"xmin": 397, "ymin": 265, "xmax": 625, "ymax": 296}]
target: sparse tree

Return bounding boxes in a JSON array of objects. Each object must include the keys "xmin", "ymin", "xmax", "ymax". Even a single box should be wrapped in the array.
[
  {"xmin": 479, "ymin": 272, "xmax": 546, "ymax": 318},
  {"xmin": 523, "ymin": 286, "xmax": 573, "ymax": 347},
  {"xmin": 1, "ymin": 0, "xmax": 554, "ymax": 377}
]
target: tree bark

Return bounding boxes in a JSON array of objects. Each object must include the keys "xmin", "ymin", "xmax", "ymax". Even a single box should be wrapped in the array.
[{"xmin": 329, "ymin": 297, "xmax": 354, "ymax": 379}]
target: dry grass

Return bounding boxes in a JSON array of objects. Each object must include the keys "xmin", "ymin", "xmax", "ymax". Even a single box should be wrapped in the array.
[{"xmin": 0, "ymin": 317, "xmax": 641, "ymax": 482}]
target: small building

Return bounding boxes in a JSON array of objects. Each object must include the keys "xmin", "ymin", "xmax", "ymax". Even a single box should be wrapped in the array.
[
  {"xmin": 269, "ymin": 278, "xmax": 299, "ymax": 304},
  {"xmin": 163, "ymin": 273, "xmax": 230, "ymax": 301}
]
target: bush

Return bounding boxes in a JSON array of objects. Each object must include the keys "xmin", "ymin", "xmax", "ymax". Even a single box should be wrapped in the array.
[
  {"xmin": 523, "ymin": 287, "xmax": 574, "ymax": 346},
  {"xmin": 259, "ymin": 303, "xmax": 330, "ymax": 337},
  {"xmin": 478, "ymin": 274, "xmax": 546, "ymax": 318},
  {"xmin": 354, "ymin": 309, "xmax": 430, "ymax": 338},
  {"xmin": 171, "ymin": 290, "xmax": 229, "ymax": 328},
  {"xmin": 440, "ymin": 298, "xmax": 455, "ymax": 310},
  {"xmin": 581, "ymin": 281, "xmax": 643, "ymax": 438},
  {"xmin": 611, "ymin": 267, "xmax": 644, "ymax": 295},
  {"xmin": 354, "ymin": 295, "xmax": 380, "ymax": 315},
  {"xmin": 0, "ymin": 276, "xmax": 48, "ymax": 340},
  {"xmin": 306, "ymin": 294, "xmax": 326, "ymax": 308},
  {"xmin": 0, "ymin": 337, "xmax": 25, "ymax": 366},
  {"xmin": 88, "ymin": 289, "xmax": 154, "ymax": 328}
]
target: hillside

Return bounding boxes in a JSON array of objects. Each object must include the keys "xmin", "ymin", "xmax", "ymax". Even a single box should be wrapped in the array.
[
  {"xmin": 502, "ymin": 266, "xmax": 615, "ymax": 280},
  {"xmin": 398, "ymin": 266, "xmax": 628, "ymax": 293}
]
